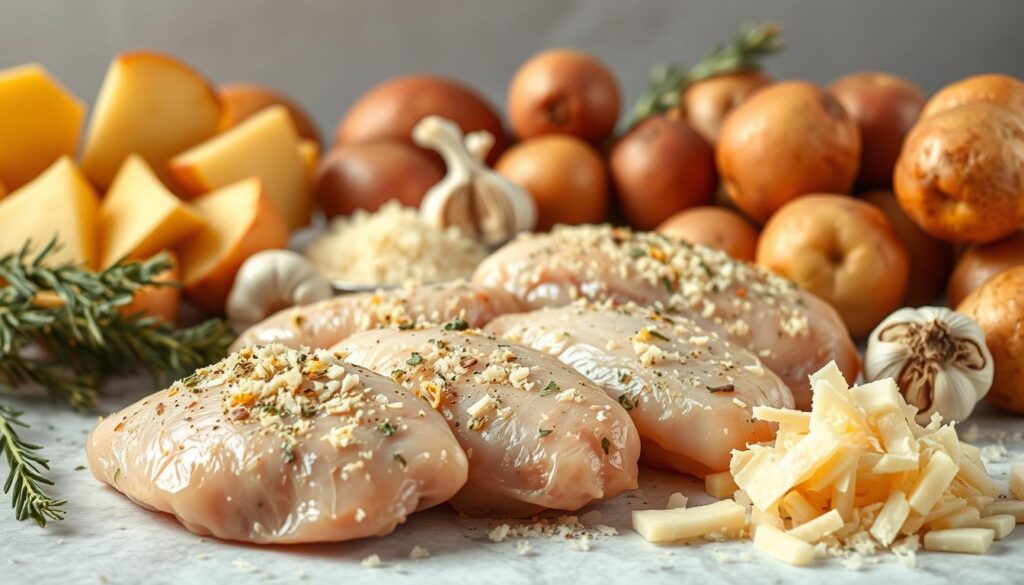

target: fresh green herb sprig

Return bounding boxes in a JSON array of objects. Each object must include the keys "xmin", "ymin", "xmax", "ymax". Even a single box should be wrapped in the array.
[
  {"xmin": 629, "ymin": 22, "xmax": 783, "ymax": 126},
  {"xmin": 0, "ymin": 239, "xmax": 235, "ymax": 526}
]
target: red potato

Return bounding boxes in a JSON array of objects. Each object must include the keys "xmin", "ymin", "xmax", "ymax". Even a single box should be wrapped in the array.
[
  {"xmin": 657, "ymin": 206, "xmax": 758, "ymax": 262},
  {"xmin": 894, "ymin": 102, "xmax": 1024, "ymax": 244},
  {"xmin": 681, "ymin": 70, "xmax": 772, "ymax": 145},
  {"xmin": 335, "ymin": 75, "xmax": 505, "ymax": 164},
  {"xmin": 717, "ymin": 81, "xmax": 861, "ymax": 224},
  {"xmin": 314, "ymin": 141, "xmax": 443, "ymax": 218},
  {"xmin": 757, "ymin": 194, "xmax": 908, "ymax": 338},
  {"xmin": 829, "ymin": 72, "xmax": 925, "ymax": 188},
  {"xmin": 610, "ymin": 116, "xmax": 716, "ymax": 230},
  {"xmin": 508, "ymin": 49, "xmax": 620, "ymax": 143}
]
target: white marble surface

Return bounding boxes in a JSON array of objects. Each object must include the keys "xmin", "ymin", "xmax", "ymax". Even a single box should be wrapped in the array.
[{"xmin": 2, "ymin": 377, "xmax": 1023, "ymax": 585}]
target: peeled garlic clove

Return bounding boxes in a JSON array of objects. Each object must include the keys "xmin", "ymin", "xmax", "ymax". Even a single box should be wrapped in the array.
[
  {"xmin": 226, "ymin": 249, "xmax": 333, "ymax": 331},
  {"xmin": 414, "ymin": 115, "xmax": 536, "ymax": 245},
  {"xmin": 864, "ymin": 306, "xmax": 993, "ymax": 425}
]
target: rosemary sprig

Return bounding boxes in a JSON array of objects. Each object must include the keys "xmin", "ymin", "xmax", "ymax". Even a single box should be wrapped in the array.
[
  {"xmin": 629, "ymin": 22, "xmax": 783, "ymax": 126},
  {"xmin": 0, "ymin": 239, "xmax": 235, "ymax": 525},
  {"xmin": 0, "ymin": 404, "xmax": 65, "ymax": 526}
]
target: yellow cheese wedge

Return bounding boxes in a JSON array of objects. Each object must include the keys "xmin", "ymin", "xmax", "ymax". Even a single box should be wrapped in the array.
[
  {"xmin": 787, "ymin": 509, "xmax": 844, "ymax": 543},
  {"xmin": 930, "ymin": 505, "xmax": 981, "ymax": 530},
  {"xmin": 705, "ymin": 470, "xmax": 738, "ymax": 499},
  {"xmin": 870, "ymin": 490, "xmax": 911, "ymax": 546},
  {"xmin": 923, "ymin": 528, "xmax": 994, "ymax": 554},
  {"xmin": 179, "ymin": 178, "xmax": 288, "ymax": 314},
  {"xmin": 169, "ymin": 106, "xmax": 311, "ymax": 231},
  {"xmin": 0, "ymin": 64, "xmax": 85, "ymax": 191},
  {"xmin": 80, "ymin": 52, "xmax": 222, "ymax": 190},
  {"xmin": 752, "ymin": 525, "xmax": 815, "ymax": 566},
  {"xmin": 977, "ymin": 514, "xmax": 1016, "ymax": 540},
  {"xmin": 0, "ymin": 157, "xmax": 99, "ymax": 267},
  {"xmin": 99, "ymin": 155, "xmax": 205, "ymax": 268},
  {"xmin": 632, "ymin": 500, "xmax": 746, "ymax": 543},
  {"xmin": 986, "ymin": 499, "xmax": 1024, "ymax": 522}
]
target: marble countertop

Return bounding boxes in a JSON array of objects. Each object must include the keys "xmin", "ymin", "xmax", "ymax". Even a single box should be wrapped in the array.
[{"xmin": 2, "ymin": 377, "xmax": 1022, "ymax": 585}]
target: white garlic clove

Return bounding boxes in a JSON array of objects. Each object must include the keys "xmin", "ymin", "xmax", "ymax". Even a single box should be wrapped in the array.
[
  {"xmin": 414, "ymin": 115, "xmax": 536, "ymax": 246},
  {"xmin": 226, "ymin": 249, "xmax": 333, "ymax": 331},
  {"xmin": 864, "ymin": 306, "xmax": 994, "ymax": 425}
]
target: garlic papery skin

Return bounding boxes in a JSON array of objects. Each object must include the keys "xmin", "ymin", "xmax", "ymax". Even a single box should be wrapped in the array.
[
  {"xmin": 226, "ymin": 250, "xmax": 332, "ymax": 331},
  {"xmin": 864, "ymin": 307, "xmax": 993, "ymax": 425}
]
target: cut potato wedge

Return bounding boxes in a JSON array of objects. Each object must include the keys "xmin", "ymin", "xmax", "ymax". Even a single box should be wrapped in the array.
[
  {"xmin": 121, "ymin": 252, "xmax": 181, "ymax": 324},
  {"xmin": 80, "ymin": 51, "xmax": 221, "ymax": 190},
  {"xmin": 99, "ymin": 155, "xmax": 205, "ymax": 268},
  {"xmin": 179, "ymin": 178, "xmax": 288, "ymax": 314},
  {"xmin": 0, "ymin": 157, "xmax": 99, "ymax": 268},
  {"xmin": 0, "ymin": 64, "xmax": 85, "ymax": 191}
]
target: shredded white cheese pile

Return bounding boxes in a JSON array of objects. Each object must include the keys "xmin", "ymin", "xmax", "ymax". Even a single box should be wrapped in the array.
[
  {"xmin": 632, "ymin": 361, "xmax": 1023, "ymax": 567},
  {"xmin": 306, "ymin": 202, "xmax": 486, "ymax": 286}
]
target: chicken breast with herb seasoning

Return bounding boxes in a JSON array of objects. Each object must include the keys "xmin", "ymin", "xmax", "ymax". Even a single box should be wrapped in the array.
[
  {"xmin": 333, "ymin": 327, "xmax": 641, "ymax": 517},
  {"xmin": 486, "ymin": 302, "xmax": 794, "ymax": 476},
  {"xmin": 86, "ymin": 344, "xmax": 468, "ymax": 544},
  {"xmin": 231, "ymin": 280, "xmax": 523, "ymax": 352},
  {"xmin": 472, "ymin": 225, "xmax": 859, "ymax": 409}
]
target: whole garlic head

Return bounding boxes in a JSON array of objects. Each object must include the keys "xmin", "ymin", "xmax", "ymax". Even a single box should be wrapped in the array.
[
  {"xmin": 864, "ymin": 306, "xmax": 993, "ymax": 424},
  {"xmin": 226, "ymin": 250, "xmax": 333, "ymax": 331}
]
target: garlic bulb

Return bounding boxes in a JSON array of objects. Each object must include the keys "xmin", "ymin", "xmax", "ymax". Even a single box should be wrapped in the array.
[
  {"xmin": 226, "ymin": 250, "xmax": 332, "ymax": 331},
  {"xmin": 414, "ymin": 115, "xmax": 536, "ymax": 245},
  {"xmin": 864, "ymin": 307, "xmax": 993, "ymax": 424}
]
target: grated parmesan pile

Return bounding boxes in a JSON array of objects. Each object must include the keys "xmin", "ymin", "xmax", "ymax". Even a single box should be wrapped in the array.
[
  {"xmin": 632, "ymin": 361, "xmax": 1024, "ymax": 567},
  {"xmin": 306, "ymin": 202, "xmax": 487, "ymax": 286}
]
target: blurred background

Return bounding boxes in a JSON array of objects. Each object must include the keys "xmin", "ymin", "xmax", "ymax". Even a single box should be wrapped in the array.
[{"xmin": 3, "ymin": 0, "xmax": 1022, "ymax": 134}]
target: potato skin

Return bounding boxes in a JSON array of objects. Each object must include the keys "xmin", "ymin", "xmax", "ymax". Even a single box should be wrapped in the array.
[
  {"xmin": 922, "ymin": 73, "xmax": 1024, "ymax": 119},
  {"xmin": 862, "ymin": 189, "xmax": 952, "ymax": 306},
  {"xmin": 947, "ymin": 231, "xmax": 1024, "ymax": 308},
  {"xmin": 508, "ymin": 49, "xmax": 620, "ymax": 143},
  {"xmin": 957, "ymin": 265, "xmax": 1024, "ymax": 413},
  {"xmin": 657, "ymin": 206, "xmax": 758, "ymax": 262},
  {"xmin": 829, "ymin": 72, "xmax": 925, "ymax": 188},
  {"xmin": 717, "ymin": 81, "xmax": 861, "ymax": 224},
  {"xmin": 610, "ymin": 116, "xmax": 716, "ymax": 230},
  {"xmin": 682, "ymin": 70, "xmax": 772, "ymax": 145},
  {"xmin": 756, "ymin": 194, "xmax": 908, "ymax": 337},
  {"xmin": 335, "ymin": 75, "xmax": 505, "ymax": 164},
  {"xmin": 894, "ymin": 102, "xmax": 1024, "ymax": 244}
]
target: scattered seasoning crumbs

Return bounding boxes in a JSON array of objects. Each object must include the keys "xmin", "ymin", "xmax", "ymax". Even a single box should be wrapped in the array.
[
  {"xmin": 707, "ymin": 384, "xmax": 735, "ymax": 393},
  {"xmin": 409, "ymin": 546, "xmax": 430, "ymax": 560},
  {"xmin": 601, "ymin": 437, "xmax": 610, "ymax": 455},
  {"xmin": 443, "ymin": 317, "xmax": 470, "ymax": 331},
  {"xmin": 538, "ymin": 428, "xmax": 552, "ymax": 437},
  {"xmin": 618, "ymin": 371, "xmax": 631, "ymax": 384},
  {"xmin": 468, "ymin": 417, "xmax": 486, "ymax": 431},
  {"xmin": 377, "ymin": 421, "xmax": 397, "ymax": 436},
  {"xmin": 361, "ymin": 554, "xmax": 383, "ymax": 568},
  {"xmin": 398, "ymin": 322, "xmax": 416, "ymax": 330},
  {"xmin": 539, "ymin": 381, "xmax": 559, "ymax": 396},
  {"xmin": 515, "ymin": 541, "xmax": 533, "ymax": 556},
  {"xmin": 394, "ymin": 453, "xmax": 407, "ymax": 468},
  {"xmin": 406, "ymin": 352, "xmax": 424, "ymax": 366},
  {"xmin": 74, "ymin": 465, "xmax": 86, "ymax": 471},
  {"xmin": 648, "ymin": 329, "xmax": 670, "ymax": 341},
  {"xmin": 618, "ymin": 394, "xmax": 636, "ymax": 411}
]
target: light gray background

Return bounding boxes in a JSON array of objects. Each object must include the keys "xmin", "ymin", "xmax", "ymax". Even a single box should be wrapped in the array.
[{"xmin": 2, "ymin": 0, "xmax": 1023, "ymax": 141}]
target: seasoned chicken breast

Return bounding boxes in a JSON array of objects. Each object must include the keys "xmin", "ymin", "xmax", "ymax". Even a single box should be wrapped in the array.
[
  {"xmin": 473, "ymin": 225, "xmax": 859, "ymax": 408},
  {"xmin": 231, "ymin": 280, "xmax": 524, "ymax": 352},
  {"xmin": 486, "ymin": 302, "xmax": 794, "ymax": 477},
  {"xmin": 333, "ymin": 327, "xmax": 641, "ymax": 516},
  {"xmin": 87, "ymin": 344, "xmax": 468, "ymax": 544}
]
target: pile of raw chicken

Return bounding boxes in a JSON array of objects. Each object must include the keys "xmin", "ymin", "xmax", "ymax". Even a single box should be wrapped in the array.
[{"xmin": 87, "ymin": 224, "xmax": 858, "ymax": 544}]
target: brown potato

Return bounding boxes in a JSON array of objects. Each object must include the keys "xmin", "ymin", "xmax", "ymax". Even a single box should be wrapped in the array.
[
  {"xmin": 717, "ymin": 81, "xmax": 861, "ymax": 224},
  {"xmin": 495, "ymin": 135, "xmax": 608, "ymax": 231},
  {"xmin": 657, "ymin": 206, "xmax": 758, "ymax": 262},
  {"xmin": 682, "ymin": 70, "xmax": 772, "ymax": 145},
  {"xmin": 609, "ymin": 116, "xmax": 716, "ymax": 230},
  {"xmin": 335, "ymin": 75, "xmax": 505, "ymax": 163},
  {"xmin": 829, "ymin": 72, "xmax": 925, "ymax": 188},
  {"xmin": 922, "ymin": 73, "xmax": 1024, "ymax": 119},
  {"xmin": 862, "ymin": 190, "xmax": 952, "ymax": 306},
  {"xmin": 218, "ymin": 82, "xmax": 322, "ymax": 145},
  {"xmin": 508, "ymin": 49, "xmax": 620, "ymax": 143},
  {"xmin": 894, "ymin": 102, "xmax": 1024, "ymax": 244},
  {"xmin": 947, "ymin": 231, "xmax": 1024, "ymax": 307},
  {"xmin": 957, "ymin": 265, "xmax": 1024, "ymax": 413},
  {"xmin": 756, "ymin": 194, "xmax": 908, "ymax": 337},
  {"xmin": 314, "ymin": 141, "xmax": 443, "ymax": 219}
]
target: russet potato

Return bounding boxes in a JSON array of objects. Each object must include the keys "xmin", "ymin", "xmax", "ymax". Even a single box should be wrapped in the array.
[
  {"xmin": 657, "ymin": 206, "xmax": 759, "ymax": 262},
  {"xmin": 947, "ymin": 231, "xmax": 1024, "ymax": 308},
  {"xmin": 922, "ymin": 73, "xmax": 1024, "ymax": 119},
  {"xmin": 756, "ymin": 194, "xmax": 908, "ymax": 337},
  {"xmin": 681, "ymin": 70, "xmax": 772, "ymax": 145}
]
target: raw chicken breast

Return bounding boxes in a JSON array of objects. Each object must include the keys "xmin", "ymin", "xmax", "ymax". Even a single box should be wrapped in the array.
[
  {"xmin": 333, "ymin": 327, "xmax": 640, "ymax": 516},
  {"xmin": 87, "ymin": 344, "xmax": 468, "ymax": 544},
  {"xmin": 486, "ymin": 302, "xmax": 794, "ymax": 476},
  {"xmin": 231, "ymin": 280, "xmax": 523, "ymax": 352},
  {"xmin": 473, "ymin": 225, "xmax": 859, "ymax": 408}
]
